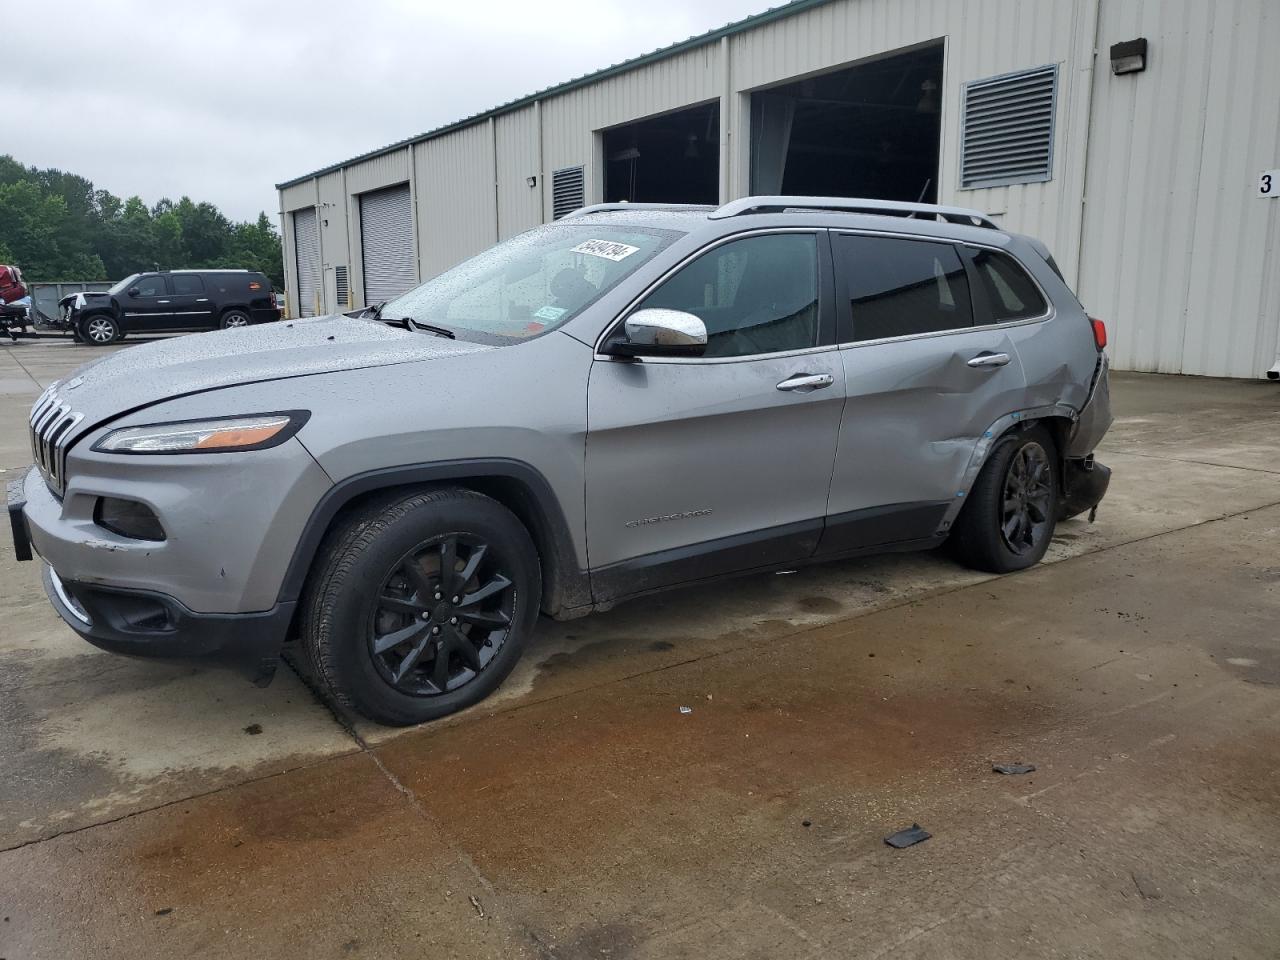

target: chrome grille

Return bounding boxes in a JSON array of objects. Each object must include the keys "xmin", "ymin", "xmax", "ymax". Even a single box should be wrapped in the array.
[{"xmin": 29, "ymin": 383, "xmax": 84, "ymax": 496}]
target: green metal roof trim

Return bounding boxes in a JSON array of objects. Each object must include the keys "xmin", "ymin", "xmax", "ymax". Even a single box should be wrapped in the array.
[{"xmin": 275, "ymin": 0, "xmax": 833, "ymax": 190}]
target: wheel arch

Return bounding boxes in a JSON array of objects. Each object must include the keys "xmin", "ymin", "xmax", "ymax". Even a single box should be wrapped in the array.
[
  {"xmin": 939, "ymin": 407, "xmax": 1077, "ymax": 534},
  {"xmin": 277, "ymin": 459, "xmax": 591, "ymax": 620}
]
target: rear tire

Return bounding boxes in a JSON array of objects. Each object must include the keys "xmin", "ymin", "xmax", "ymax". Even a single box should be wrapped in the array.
[
  {"xmin": 949, "ymin": 426, "xmax": 1059, "ymax": 573},
  {"xmin": 221, "ymin": 310, "xmax": 252, "ymax": 329},
  {"xmin": 300, "ymin": 488, "xmax": 541, "ymax": 726}
]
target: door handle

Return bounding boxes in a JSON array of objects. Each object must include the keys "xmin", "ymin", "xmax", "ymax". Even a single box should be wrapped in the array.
[
  {"xmin": 967, "ymin": 352, "xmax": 1011, "ymax": 368},
  {"xmin": 158, "ymin": 300, "xmax": 170, "ymax": 304},
  {"xmin": 776, "ymin": 373, "xmax": 834, "ymax": 392}
]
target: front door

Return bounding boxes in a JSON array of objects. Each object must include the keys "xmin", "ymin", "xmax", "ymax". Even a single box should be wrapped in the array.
[
  {"xmin": 586, "ymin": 230, "xmax": 844, "ymax": 601},
  {"xmin": 119, "ymin": 274, "xmax": 174, "ymax": 331},
  {"xmin": 167, "ymin": 273, "xmax": 215, "ymax": 329},
  {"xmin": 820, "ymin": 231, "xmax": 1030, "ymax": 554}
]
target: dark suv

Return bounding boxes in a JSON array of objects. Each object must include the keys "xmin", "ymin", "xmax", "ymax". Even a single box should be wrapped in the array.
[{"xmin": 62, "ymin": 270, "xmax": 280, "ymax": 344}]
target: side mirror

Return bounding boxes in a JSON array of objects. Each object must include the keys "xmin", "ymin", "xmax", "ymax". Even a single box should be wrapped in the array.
[
  {"xmin": 606, "ymin": 308, "xmax": 707, "ymax": 358},
  {"xmin": 127, "ymin": 288, "xmax": 140, "ymax": 298}
]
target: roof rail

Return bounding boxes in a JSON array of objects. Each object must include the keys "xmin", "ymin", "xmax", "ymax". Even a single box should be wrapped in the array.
[
  {"xmin": 563, "ymin": 202, "xmax": 717, "ymax": 219},
  {"xmin": 709, "ymin": 196, "xmax": 1000, "ymax": 229}
]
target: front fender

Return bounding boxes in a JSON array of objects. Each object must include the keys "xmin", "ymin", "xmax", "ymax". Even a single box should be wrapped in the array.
[{"xmin": 274, "ymin": 459, "xmax": 592, "ymax": 617}]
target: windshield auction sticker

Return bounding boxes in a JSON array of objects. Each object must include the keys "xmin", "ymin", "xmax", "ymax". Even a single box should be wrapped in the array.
[{"xmin": 571, "ymin": 239, "xmax": 640, "ymax": 262}]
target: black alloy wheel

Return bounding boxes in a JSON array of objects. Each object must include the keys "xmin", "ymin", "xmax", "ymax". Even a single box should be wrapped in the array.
[
  {"xmin": 999, "ymin": 441, "xmax": 1053, "ymax": 556},
  {"xmin": 948, "ymin": 425, "xmax": 1059, "ymax": 573},
  {"xmin": 301, "ymin": 487, "xmax": 540, "ymax": 726},
  {"xmin": 369, "ymin": 534, "xmax": 514, "ymax": 695}
]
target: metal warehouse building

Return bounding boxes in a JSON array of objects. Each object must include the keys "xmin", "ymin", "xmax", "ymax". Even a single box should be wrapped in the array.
[{"xmin": 277, "ymin": 0, "xmax": 1280, "ymax": 380}]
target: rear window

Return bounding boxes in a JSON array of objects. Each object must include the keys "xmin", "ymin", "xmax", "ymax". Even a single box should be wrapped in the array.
[
  {"xmin": 967, "ymin": 249, "xmax": 1047, "ymax": 322},
  {"xmin": 836, "ymin": 235, "xmax": 973, "ymax": 343}
]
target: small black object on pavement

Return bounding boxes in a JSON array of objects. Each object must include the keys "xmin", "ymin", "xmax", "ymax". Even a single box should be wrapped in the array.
[
  {"xmin": 992, "ymin": 763, "xmax": 1037, "ymax": 775},
  {"xmin": 884, "ymin": 824, "xmax": 931, "ymax": 849}
]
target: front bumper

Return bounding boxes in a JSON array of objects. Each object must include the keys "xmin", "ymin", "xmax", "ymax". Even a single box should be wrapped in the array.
[
  {"xmin": 19, "ymin": 435, "xmax": 331, "ymax": 613},
  {"xmin": 42, "ymin": 565, "xmax": 291, "ymax": 684}
]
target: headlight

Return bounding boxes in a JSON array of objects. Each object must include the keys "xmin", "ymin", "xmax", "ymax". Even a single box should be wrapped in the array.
[{"xmin": 93, "ymin": 411, "xmax": 309, "ymax": 454}]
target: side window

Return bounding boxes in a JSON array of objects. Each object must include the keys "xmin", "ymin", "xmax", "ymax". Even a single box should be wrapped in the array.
[
  {"xmin": 170, "ymin": 275, "xmax": 204, "ymax": 295},
  {"xmin": 837, "ymin": 236, "xmax": 972, "ymax": 343},
  {"xmin": 966, "ymin": 249, "xmax": 1048, "ymax": 323},
  {"xmin": 637, "ymin": 233, "xmax": 819, "ymax": 358},
  {"xmin": 134, "ymin": 276, "xmax": 168, "ymax": 298}
]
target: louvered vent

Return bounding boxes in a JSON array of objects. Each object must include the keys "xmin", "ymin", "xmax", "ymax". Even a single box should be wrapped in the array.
[
  {"xmin": 960, "ymin": 65, "xmax": 1058, "ymax": 188},
  {"xmin": 334, "ymin": 265, "xmax": 349, "ymax": 309},
  {"xmin": 552, "ymin": 166, "xmax": 585, "ymax": 219}
]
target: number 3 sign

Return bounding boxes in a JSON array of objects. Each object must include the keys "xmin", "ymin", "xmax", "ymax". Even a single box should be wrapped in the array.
[{"xmin": 1259, "ymin": 170, "xmax": 1280, "ymax": 197}]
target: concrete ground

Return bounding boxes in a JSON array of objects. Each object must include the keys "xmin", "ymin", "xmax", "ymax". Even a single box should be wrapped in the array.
[{"xmin": 1, "ymin": 334, "xmax": 1278, "ymax": 959}]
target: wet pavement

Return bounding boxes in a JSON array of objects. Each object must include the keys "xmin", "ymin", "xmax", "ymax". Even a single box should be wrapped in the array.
[{"xmin": 2, "ymin": 334, "xmax": 1278, "ymax": 958}]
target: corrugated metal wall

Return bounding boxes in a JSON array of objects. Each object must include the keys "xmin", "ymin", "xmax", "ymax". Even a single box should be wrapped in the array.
[
  {"xmin": 415, "ymin": 121, "xmax": 498, "ymax": 278},
  {"xmin": 1079, "ymin": 0, "xmax": 1280, "ymax": 379},
  {"xmin": 496, "ymin": 105, "xmax": 543, "ymax": 235},
  {"xmin": 277, "ymin": 0, "xmax": 1279, "ymax": 378}
]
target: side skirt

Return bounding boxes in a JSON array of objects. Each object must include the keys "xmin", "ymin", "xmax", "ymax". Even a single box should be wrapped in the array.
[{"xmin": 590, "ymin": 501, "xmax": 951, "ymax": 609}]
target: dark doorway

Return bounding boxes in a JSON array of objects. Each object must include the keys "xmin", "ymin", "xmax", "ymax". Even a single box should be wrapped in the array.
[
  {"xmin": 750, "ymin": 42, "xmax": 943, "ymax": 203},
  {"xmin": 603, "ymin": 102, "xmax": 720, "ymax": 205}
]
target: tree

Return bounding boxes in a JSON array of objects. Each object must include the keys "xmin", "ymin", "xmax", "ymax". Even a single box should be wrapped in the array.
[
  {"xmin": 0, "ymin": 154, "xmax": 282, "ymax": 286},
  {"xmin": 0, "ymin": 181, "xmax": 77, "ymax": 278}
]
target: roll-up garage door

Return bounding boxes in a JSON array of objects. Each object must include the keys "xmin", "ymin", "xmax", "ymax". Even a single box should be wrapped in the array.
[
  {"xmin": 293, "ymin": 207, "xmax": 321, "ymax": 317},
  {"xmin": 360, "ymin": 184, "xmax": 416, "ymax": 304}
]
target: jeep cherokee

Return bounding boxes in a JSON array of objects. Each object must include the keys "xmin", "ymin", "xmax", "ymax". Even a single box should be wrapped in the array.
[{"xmin": 10, "ymin": 197, "xmax": 1112, "ymax": 725}]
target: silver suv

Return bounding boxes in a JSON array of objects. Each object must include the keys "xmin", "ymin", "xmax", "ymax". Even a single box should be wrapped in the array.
[{"xmin": 11, "ymin": 197, "xmax": 1112, "ymax": 725}]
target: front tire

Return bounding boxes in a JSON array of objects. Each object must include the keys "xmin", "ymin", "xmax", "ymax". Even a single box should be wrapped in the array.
[
  {"xmin": 80, "ymin": 314, "xmax": 121, "ymax": 345},
  {"xmin": 949, "ymin": 426, "xmax": 1059, "ymax": 573},
  {"xmin": 301, "ymin": 488, "xmax": 541, "ymax": 726}
]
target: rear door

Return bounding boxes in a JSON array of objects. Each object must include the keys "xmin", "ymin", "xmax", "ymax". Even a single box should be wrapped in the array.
[
  {"xmin": 585, "ymin": 230, "xmax": 845, "ymax": 600},
  {"xmin": 820, "ymin": 232, "xmax": 1030, "ymax": 554},
  {"xmin": 168, "ymin": 273, "xmax": 215, "ymax": 329},
  {"xmin": 119, "ymin": 274, "xmax": 174, "ymax": 331}
]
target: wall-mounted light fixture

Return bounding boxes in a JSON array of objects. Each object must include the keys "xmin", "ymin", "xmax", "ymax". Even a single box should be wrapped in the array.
[
  {"xmin": 526, "ymin": 175, "xmax": 537, "ymax": 188},
  {"xmin": 1110, "ymin": 38, "xmax": 1148, "ymax": 75}
]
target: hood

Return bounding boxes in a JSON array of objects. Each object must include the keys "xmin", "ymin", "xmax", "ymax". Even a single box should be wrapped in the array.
[
  {"xmin": 53, "ymin": 314, "xmax": 491, "ymax": 430},
  {"xmin": 63, "ymin": 291, "xmax": 110, "ymax": 309}
]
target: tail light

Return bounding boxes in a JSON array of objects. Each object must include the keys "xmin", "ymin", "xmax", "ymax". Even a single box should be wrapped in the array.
[{"xmin": 1089, "ymin": 317, "xmax": 1107, "ymax": 350}]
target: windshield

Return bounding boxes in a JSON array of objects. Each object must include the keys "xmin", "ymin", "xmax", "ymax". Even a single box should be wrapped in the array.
[
  {"xmin": 382, "ymin": 223, "xmax": 680, "ymax": 342},
  {"xmin": 108, "ymin": 274, "xmax": 141, "ymax": 295}
]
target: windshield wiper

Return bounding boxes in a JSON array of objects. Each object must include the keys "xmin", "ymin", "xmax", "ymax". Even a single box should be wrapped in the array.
[
  {"xmin": 406, "ymin": 319, "xmax": 456, "ymax": 339},
  {"xmin": 363, "ymin": 300, "xmax": 455, "ymax": 339}
]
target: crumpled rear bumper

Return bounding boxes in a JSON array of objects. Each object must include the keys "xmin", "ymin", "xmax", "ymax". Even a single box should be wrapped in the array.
[{"xmin": 1066, "ymin": 354, "xmax": 1114, "ymax": 458}]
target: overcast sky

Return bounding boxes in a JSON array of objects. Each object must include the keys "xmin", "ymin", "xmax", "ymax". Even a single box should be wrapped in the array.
[{"xmin": 10, "ymin": 0, "xmax": 775, "ymax": 223}]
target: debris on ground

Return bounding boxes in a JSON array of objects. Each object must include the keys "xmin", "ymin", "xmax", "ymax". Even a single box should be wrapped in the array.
[
  {"xmin": 992, "ymin": 762, "xmax": 1036, "ymax": 775},
  {"xmin": 678, "ymin": 706, "xmax": 692, "ymax": 715},
  {"xmin": 154, "ymin": 908, "xmax": 173, "ymax": 917},
  {"xmin": 243, "ymin": 723, "xmax": 263, "ymax": 736},
  {"xmin": 1132, "ymin": 873, "xmax": 1163, "ymax": 900},
  {"xmin": 802, "ymin": 820, "xmax": 812, "ymax": 828},
  {"xmin": 884, "ymin": 824, "xmax": 931, "ymax": 849},
  {"xmin": 469, "ymin": 895, "xmax": 485, "ymax": 918}
]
